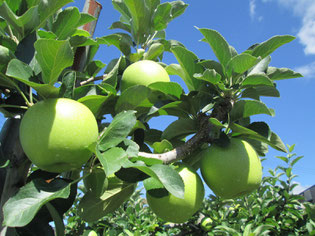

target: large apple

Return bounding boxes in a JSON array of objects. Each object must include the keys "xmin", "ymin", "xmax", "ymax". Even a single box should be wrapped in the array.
[
  {"xmin": 200, "ymin": 138, "xmax": 262, "ymax": 199},
  {"xmin": 19, "ymin": 98, "xmax": 98, "ymax": 173},
  {"xmin": 146, "ymin": 163, "xmax": 205, "ymax": 223},
  {"xmin": 120, "ymin": 60, "xmax": 170, "ymax": 91}
]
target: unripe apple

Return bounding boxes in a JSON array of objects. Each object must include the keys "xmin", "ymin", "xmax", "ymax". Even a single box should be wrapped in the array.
[
  {"xmin": 200, "ymin": 138, "xmax": 262, "ymax": 199},
  {"xmin": 120, "ymin": 60, "xmax": 170, "ymax": 92},
  {"xmin": 146, "ymin": 163, "xmax": 205, "ymax": 223},
  {"xmin": 19, "ymin": 98, "xmax": 98, "ymax": 173}
]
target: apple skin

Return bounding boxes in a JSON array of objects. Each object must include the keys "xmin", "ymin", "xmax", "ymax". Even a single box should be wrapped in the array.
[
  {"xmin": 146, "ymin": 163, "xmax": 205, "ymax": 223},
  {"xmin": 120, "ymin": 60, "xmax": 170, "ymax": 92},
  {"xmin": 19, "ymin": 98, "xmax": 98, "ymax": 173},
  {"xmin": 200, "ymin": 138, "xmax": 262, "ymax": 199}
]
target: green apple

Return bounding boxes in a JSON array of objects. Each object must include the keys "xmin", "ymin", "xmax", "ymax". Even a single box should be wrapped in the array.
[
  {"xmin": 82, "ymin": 230, "xmax": 97, "ymax": 236},
  {"xmin": 19, "ymin": 98, "xmax": 98, "ymax": 173},
  {"xmin": 146, "ymin": 163, "xmax": 205, "ymax": 223},
  {"xmin": 200, "ymin": 138, "xmax": 262, "ymax": 199},
  {"xmin": 200, "ymin": 217, "xmax": 213, "ymax": 231},
  {"xmin": 120, "ymin": 60, "xmax": 170, "ymax": 91}
]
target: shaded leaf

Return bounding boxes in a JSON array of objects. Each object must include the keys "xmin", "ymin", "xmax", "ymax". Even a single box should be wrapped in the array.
[
  {"xmin": 78, "ymin": 177, "xmax": 136, "ymax": 222},
  {"xmin": 162, "ymin": 118, "xmax": 197, "ymax": 140},
  {"xmin": 267, "ymin": 67, "xmax": 303, "ymax": 81},
  {"xmin": 230, "ymin": 100, "xmax": 275, "ymax": 121},
  {"xmin": 3, "ymin": 179, "xmax": 70, "ymax": 227},
  {"xmin": 98, "ymin": 110, "xmax": 137, "ymax": 151}
]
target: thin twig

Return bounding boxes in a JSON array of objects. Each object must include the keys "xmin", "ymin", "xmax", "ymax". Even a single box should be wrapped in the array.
[{"xmin": 80, "ymin": 74, "xmax": 107, "ymax": 86}]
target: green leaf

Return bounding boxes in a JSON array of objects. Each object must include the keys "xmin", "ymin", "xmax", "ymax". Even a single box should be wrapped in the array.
[
  {"xmin": 149, "ymin": 164, "xmax": 184, "ymax": 199},
  {"xmin": 248, "ymin": 56, "xmax": 271, "ymax": 75},
  {"xmin": 197, "ymin": 59, "xmax": 224, "ymax": 78},
  {"xmin": 112, "ymin": 0, "xmax": 132, "ymax": 22},
  {"xmin": 45, "ymin": 203, "xmax": 65, "ymax": 236},
  {"xmin": 98, "ymin": 110, "xmax": 137, "ymax": 151},
  {"xmin": 85, "ymin": 60, "xmax": 106, "ymax": 77},
  {"xmin": 78, "ymin": 177, "xmax": 136, "ymax": 222},
  {"xmin": 77, "ymin": 12, "xmax": 96, "ymax": 28},
  {"xmin": 147, "ymin": 100, "xmax": 190, "ymax": 119},
  {"xmin": 291, "ymin": 155, "xmax": 304, "ymax": 166},
  {"xmin": 230, "ymin": 123, "xmax": 287, "ymax": 153},
  {"xmin": 38, "ymin": 0, "xmax": 73, "ymax": 29},
  {"xmin": 124, "ymin": 0, "xmax": 150, "ymax": 45},
  {"xmin": 193, "ymin": 69, "xmax": 221, "ymax": 84},
  {"xmin": 3, "ymin": 178, "xmax": 70, "ymax": 227},
  {"xmin": 241, "ymin": 73, "xmax": 274, "ymax": 87},
  {"xmin": 170, "ymin": 1, "xmax": 188, "ymax": 19},
  {"xmin": 122, "ymin": 160, "xmax": 184, "ymax": 199},
  {"xmin": 230, "ymin": 100, "xmax": 275, "ymax": 121},
  {"xmin": 103, "ymin": 57, "xmax": 121, "ymax": 88},
  {"xmin": 6, "ymin": 59, "xmax": 59, "ymax": 98},
  {"xmin": 97, "ymin": 147, "xmax": 128, "ymax": 176},
  {"xmin": 162, "ymin": 118, "xmax": 197, "ymax": 140},
  {"xmin": 198, "ymin": 28, "xmax": 232, "ymax": 70},
  {"xmin": 169, "ymin": 46, "xmax": 203, "ymax": 91},
  {"xmin": 77, "ymin": 95, "xmax": 109, "ymax": 117},
  {"xmin": 209, "ymin": 117, "xmax": 227, "ymax": 129},
  {"xmin": 148, "ymin": 81, "xmax": 183, "ymax": 99},
  {"xmin": 52, "ymin": 7, "xmax": 80, "ymax": 40},
  {"xmin": 59, "ymin": 71, "xmax": 76, "ymax": 99},
  {"xmin": 152, "ymin": 139, "xmax": 173, "ymax": 153},
  {"xmin": 0, "ymin": 2, "xmax": 39, "ymax": 39},
  {"xmin": 115, "ymin": 85, "xmax": 153, "ymax": 115},
  {"xmin": 227, "ymin": 53, "xmax": 259, "ymax": 76},
  {"xmin": 267, "ymin": 67, "xmax": 303, "ymax": 80},
  {"xmin": 109, "ymin": 21, "xmax": 131, "ymax": 33},
  {"xmin": 97, "ymin": 33, "xmax": 133, "ymax": 55},
  {"xmin": 252, "ymin": 35, "xmax": 295, "ymax": 59},
  {"xmin": 269, "ymin": 131, "xmax": 287, "ymax": 153},
  {"xmin": 241, "ymin": 86, "xmax": 280, "ymax": 100},
  {"xmin": 0, "ymin": 45, "xmax": 15, "ymax": 71},
  {"xmin": 152, "ymin": 2, "xmax": 172, "ymax": 31},
  {"xmin": 143, "ymin": 43, "xmax": 164, "ymax": 60},
  {"xmin": 34, "ymin": 39, "xmax": 74, "ymax": 84}
]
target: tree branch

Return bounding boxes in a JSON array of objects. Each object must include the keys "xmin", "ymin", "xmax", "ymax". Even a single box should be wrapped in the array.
[
  {"xmin": 72, "ymin": 0, "xmax": 102, "ymax": 74},
  {"xmin": 138, "ymin": 97, "xmax": 234, "ymax": 164}
]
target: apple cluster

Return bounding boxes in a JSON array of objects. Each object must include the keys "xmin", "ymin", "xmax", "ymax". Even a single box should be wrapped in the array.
[{"xmin": 19, "ymin": 60, "xmax": 262, "ymax": 224}]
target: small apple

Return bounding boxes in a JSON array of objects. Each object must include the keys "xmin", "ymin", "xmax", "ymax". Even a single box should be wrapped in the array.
[
  {"xmin": 146, "ymin": 163, "xmax": 205, "ymax": 223},
  {"xmin": 120, "ymin": 60, "xmax": 170, "ymax": 92},
  {"xmin": 200, "ymin": 138, "xmax": 262, "ymax": 199},
  {"xmin": 82, "ymin": 230, "xmax": 97, "ymax": 236},
  {"xmin": 19, "ymin": 98, "xmax": 98, "ymax": 173}
]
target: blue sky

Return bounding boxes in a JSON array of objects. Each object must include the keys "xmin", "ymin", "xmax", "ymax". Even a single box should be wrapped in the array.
[{"xmin": 1, "ymin": 0, "xmax": 314, "ymax": 193}]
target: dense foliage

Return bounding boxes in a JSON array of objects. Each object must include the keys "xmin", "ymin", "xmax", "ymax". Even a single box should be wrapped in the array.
[
  {"xmin": 0, "ymin": 0, "xmax": 309, "ymax": 235},
  {"xmin": 64, "ymin": 145, "xmax": 314, "ymax": 235}
]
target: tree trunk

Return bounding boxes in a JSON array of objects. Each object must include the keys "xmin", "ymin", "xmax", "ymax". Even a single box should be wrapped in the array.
[{"xmin": 0, "ymin": 118, "xmax": 31, "ymax": 235}]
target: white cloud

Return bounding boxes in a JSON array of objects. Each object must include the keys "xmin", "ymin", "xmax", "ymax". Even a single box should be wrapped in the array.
[
  {"xmin": 249, "ymin": 0, "xmax": 257, "ymax": 20},
  {"xmin": 260, "ymin": 0, "xmax": 315, "ymax": 55},
  {"xmin": 249, "ymin": 0, "xmax": 264, "ymax": 21},
  {"xmin": 291, "ymin": 181, "xmax": 310, "ymax": 194},
  {"xmin": 295, "ymin": 61, "xmax": 315, "ymax": 78}
]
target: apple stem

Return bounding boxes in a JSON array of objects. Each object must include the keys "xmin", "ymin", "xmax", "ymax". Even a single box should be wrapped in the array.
[{"xmin": 138, "ymin": 98, "xmax": 234, "ymax": 164}]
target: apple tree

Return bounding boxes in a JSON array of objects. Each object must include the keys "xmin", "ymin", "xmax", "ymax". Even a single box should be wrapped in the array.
[{"xmin": 0, "ymin": 0, "xmax": 302, "ymax": 235}]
